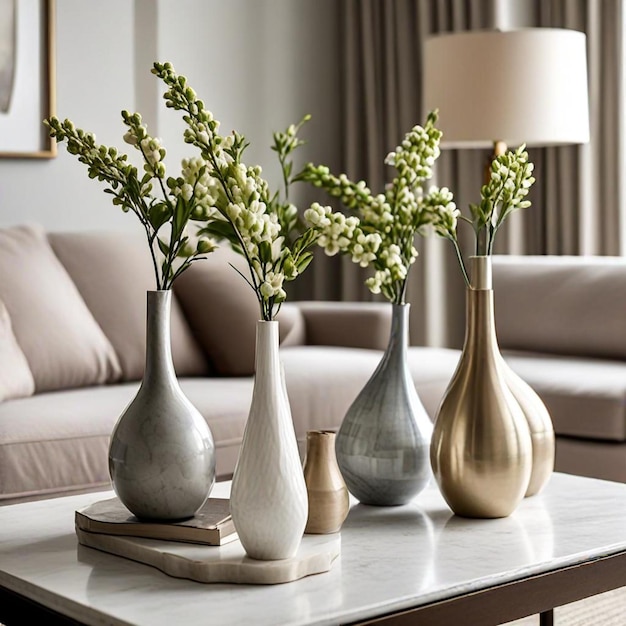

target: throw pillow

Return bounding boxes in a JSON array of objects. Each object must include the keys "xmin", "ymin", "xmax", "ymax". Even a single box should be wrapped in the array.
[
  {"xmin": 49, "ymin": 230, "xmax": 210, "ymax": 381},
  {"xmin": 0, "ymin": 224, "xmax": 122, "ymax": 392},
  {"xmin": 174, "ymin": 246, "xmax": 306, "ymax": 376},
  {"xmin": 174, "ymin": 246, "xmax": 260, "ymax": 376},
  {"xmin": 0, "ymin": 300, "xmax": 35, "ymax": 401}
]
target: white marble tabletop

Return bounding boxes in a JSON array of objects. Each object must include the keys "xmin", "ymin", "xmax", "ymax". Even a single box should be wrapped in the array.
[{"xmin": 1, "ymin": 472, "xmax": 626, "ymax": 625}]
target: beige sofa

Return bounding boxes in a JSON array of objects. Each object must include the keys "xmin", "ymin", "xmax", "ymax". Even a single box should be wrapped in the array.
[
  {"xmin": 0, "ymin": 224, "xmax": 460, "ymax": 505},
  {"xmin": 1, "ymin": 223, "xmax": 621, "ymax": 506}
]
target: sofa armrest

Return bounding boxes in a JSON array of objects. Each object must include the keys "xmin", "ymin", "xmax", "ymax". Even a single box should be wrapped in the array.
[{"xmin": 293, "ymin": 301, "xmax": 391, "ymax": 351}]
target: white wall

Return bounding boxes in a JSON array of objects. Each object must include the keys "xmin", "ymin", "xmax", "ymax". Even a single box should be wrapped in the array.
[
  {"xmin": 0, "ymin": 0, "xmax": 341, "ymax": 233},
  {"xmin": 0, "ymin": 0, "xmax": 135, "ymax": 232},
  {"xmin": 155, "ymin": 0, "xmax": 342, "ymax": 198}
]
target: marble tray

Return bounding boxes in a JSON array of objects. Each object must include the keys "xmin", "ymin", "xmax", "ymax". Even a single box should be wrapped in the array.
[{"xmin": 76, "ymin": 527, "xmax": 341, "ymax": 585}]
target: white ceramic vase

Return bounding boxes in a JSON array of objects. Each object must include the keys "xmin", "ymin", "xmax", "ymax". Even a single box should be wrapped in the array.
[{"xmin": 230, "ymin": 320, "xmax": 308, "ymax": 560}]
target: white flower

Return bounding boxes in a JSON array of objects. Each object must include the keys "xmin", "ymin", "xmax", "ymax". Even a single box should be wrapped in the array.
[{"xmin": 123, "ymin": 131, "xmax": 138, "ymax": 146}]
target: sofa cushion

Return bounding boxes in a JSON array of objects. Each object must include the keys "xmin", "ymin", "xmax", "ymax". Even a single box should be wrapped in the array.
[
  {"xmin": 0, "ymin": 301, "xmax": 35, "ymax": 401},
  {"xmin": 503, "ymin": 350, "xmax": 626, "ymax": 442},
  {"xmin": 493, "ymin": 255, "xmax": 626, "ymax": 360},
  {"xmin": 0, "ymin": 224, "xmax": 121, "ymax": 392},
  {"xmin": 296, "ymin": 301, "xmax": 392, "ymax": 350},
  {"xmin": 173, "ymin": 246, "xmax": 257, "ymax": 376},
  {"xmin": 174, "ymin": 246, "xmax": 307, "ymax": 376},
  {"xmin": 49, "ymin": 231, "xmax": 209, "ymax": 381}
]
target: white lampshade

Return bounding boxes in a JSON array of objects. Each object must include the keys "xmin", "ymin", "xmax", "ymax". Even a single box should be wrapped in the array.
[{"xmin": 422, "ymin": 29, "xmax": 590, "ymax": 148}]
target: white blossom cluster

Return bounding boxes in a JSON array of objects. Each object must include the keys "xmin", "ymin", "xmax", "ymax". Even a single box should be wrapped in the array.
[
  {"xmin": 422, "ymin": 186, "xmax": 459, "ymax": 239},
  {"xmin": 153, "ymin": 62, "xmax": 318, "ymax": 321},
  {"xmin": 384, "ymin": 121, "xmax": 440, "ymax": 186},
  {"xmin": 44, "ymin": 112, "xmax": 217, "ymax": 291},
  {"xmin": 172, "ymin": 156, "xmax": 221, "ymax": 220},
  {"xmin": 429, "ymin": 144, "xmax": 536, "ymax": 287},
  {"xmin": 304, "ymin": 203, "xmax": 381, "ymax": 266},
  {"xmin": 302, "ymin": 111, "xmax": 454, "ymax": 304},
  {"xmin": 485, "ymin": 144, "xmax": 535, "ymax": 215},
  {"xmin": 209, "ymin": 155, "xmax": 291, "ymax": 303},
  {"xmin": 225, "ymin": 162, "xmax": 289, "ymax": 302}
]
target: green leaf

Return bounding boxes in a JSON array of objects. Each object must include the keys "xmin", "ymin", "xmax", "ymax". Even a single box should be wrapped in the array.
[
  {"xmin": 157, "ymin": 238, "xmax": 169, "ymax": 256},
  {"xmin": 172, "ymin": 195, "xmax": 187, "ymax": 241},
  {"xmin": 149, "ymin": 202, "xmax": 171, "ymax": 231},
  {"xmin": 292, "ymin": 228, "xmax": 317, "ymax": 256},
  {"xmin": 200, "ymin": 219, "xmax": 239, "ymax": 246},
  {"xmin": 295, "ymin": 251, "xmax": 313, "ymax": 273}
]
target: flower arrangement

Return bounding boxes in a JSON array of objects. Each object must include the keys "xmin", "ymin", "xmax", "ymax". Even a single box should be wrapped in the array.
[
  {"xmin": 151, "ymin": 62, "xmax": 320, "ymax": 321},
  {"xmin": 300, "ymin": 111, "xmax": 457, "ymax": 304},
  {"xmin": 431, "ymin": 144, "xmax": 536, "ymax": 286},
  {"xmin": 44, "ymin": 112, "xmax": 217, "ymax": 290}
]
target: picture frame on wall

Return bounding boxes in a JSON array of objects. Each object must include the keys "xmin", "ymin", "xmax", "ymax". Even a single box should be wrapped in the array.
[{"xmin": 0, "ymin": 0, "xmax": 56, "ymax": 158}]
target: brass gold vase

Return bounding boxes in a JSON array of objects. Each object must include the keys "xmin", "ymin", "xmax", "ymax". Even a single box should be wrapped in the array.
[
  {"xmin": 430, "ymin": 257, "xmax": 532, "ymax": 518},
  {"xmin": 502, "ymin": 363, "xmax": 555, "ymax": 496},
  {"xmin": 303, "ymin": 430, "xmax": 350, "ymax": 534}
]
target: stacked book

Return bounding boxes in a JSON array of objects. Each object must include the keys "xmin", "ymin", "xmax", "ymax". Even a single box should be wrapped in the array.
[{"xmin": 75, "ymin": 496, "xmax": 236, "ymax": 546}]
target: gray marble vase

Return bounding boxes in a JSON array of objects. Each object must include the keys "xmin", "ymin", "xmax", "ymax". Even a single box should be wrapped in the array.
[
  {"xmin": 108, "ymin": 290, "xmax": 215, "ymax": 521},
  {"xmin": 335, "ymin": 303, "xmax": 433, "ymax": 506}
]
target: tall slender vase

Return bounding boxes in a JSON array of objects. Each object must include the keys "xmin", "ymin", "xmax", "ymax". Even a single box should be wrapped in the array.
[
  {"xmin": 430, "ymin": 257, "xmax": 532, "ymax": 518},
  {"xmin": 108, "ymin": 291, "xmax": 216, "ymax": 521},
  {"xmin": 230, "ymin": 320, "xmax": 308, "ymax": 560},
  {"xmin": 335, "ymin": 303, "xmax": 433, "ymax": 506}
]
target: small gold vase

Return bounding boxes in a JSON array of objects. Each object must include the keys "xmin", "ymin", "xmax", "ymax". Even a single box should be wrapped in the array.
[
  {"xmin": 303, "ymin": 430, "xmax": 350, "ymax": 534},
  {"xmin": 430, "ymin": 257, "xmax": 532, "ymax": 518}
]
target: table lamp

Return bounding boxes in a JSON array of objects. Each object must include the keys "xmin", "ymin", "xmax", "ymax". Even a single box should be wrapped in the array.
[{"xmin": 422, "ymin": 28, "xmax": 590, "ymax": 165}]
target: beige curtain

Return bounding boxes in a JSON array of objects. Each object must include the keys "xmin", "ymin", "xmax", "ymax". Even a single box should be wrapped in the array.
[
  {"xmin": 521, "ymin": 0, "xmax": 625, "ymax": 256},
  {"xmin": 299, "ymin": 0, "xmax": 624, "ymax": 349}
]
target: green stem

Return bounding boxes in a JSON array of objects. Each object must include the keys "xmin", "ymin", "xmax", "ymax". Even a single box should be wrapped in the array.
[
  {"xmin": 146, "ymin": 228, "xmax": 164, "ymax": 290},
  {"xmin": 279, "ymin": 152, "xmax": 290, "ymax": 202},
  {"xmin": 487, "ymin": 224, "xmax": 499, "ymax": 256},
  {"xmin": 395, "ymin": 278, "xmax": 408, "ymax": 305},
  {"xmin": 137, "ymin": 142, "xmax": 178, "ymax": 289},
  {"xmin": 476, "ymin": 225, "xmax": 489, "ymax": 257},
  {"xmin": 451, "ymin": 237, "xmax": 471, "ymax": 288}
]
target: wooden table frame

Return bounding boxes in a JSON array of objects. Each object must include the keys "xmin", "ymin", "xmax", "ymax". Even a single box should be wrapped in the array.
[{"xmin": 353, "ymin": 550, "xmax": 626, "ymax": 625}]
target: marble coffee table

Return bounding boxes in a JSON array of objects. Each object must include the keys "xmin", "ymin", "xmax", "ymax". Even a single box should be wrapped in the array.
[{"xmin": 2, "ymin": 472, "xmax": 626, "ymax": 625}]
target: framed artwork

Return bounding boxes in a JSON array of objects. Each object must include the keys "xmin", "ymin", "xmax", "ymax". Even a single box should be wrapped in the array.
[{"xmin": 0, "ymin": 0, "xmax": 56, "ymax": 158}]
